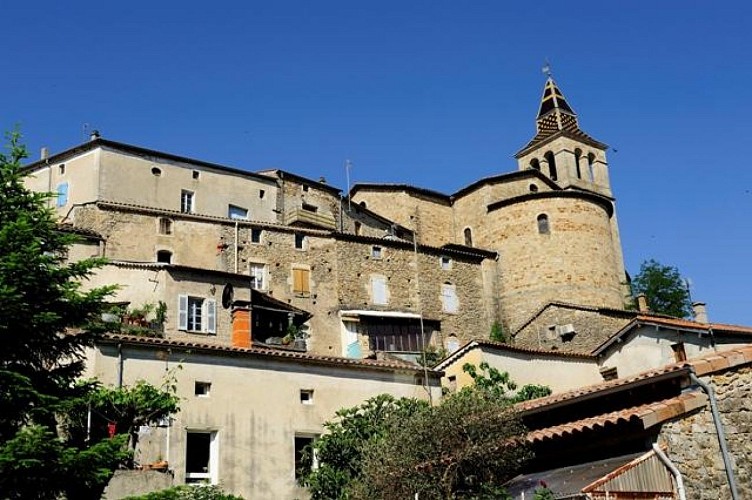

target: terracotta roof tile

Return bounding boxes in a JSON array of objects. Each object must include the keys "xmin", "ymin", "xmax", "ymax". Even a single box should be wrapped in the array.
[
  {"xmin": 99, "ymin": 333, "xmax": 439, "ymax": 375},
  {"xmin": 527, "ymin": 392, "xmax": 707, "ymax": 443}
]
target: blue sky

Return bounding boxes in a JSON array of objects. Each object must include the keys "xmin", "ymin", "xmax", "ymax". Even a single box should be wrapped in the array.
[{"xmin": 5, "ymin": 1, "xmax": 752, "ymax": 324}]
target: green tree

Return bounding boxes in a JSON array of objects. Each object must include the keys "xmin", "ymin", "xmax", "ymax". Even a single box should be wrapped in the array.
[
  {"xmin": 0, "ymin": 131, "xmax": 176, "ymax": 499},
  {"xmin": 463, "ymin": 362, "xmax": 551, "ymax": 403},
  {"xmin": 490, "ymin": 321, "xmax": 507, "ymax": 343},
  {"xmin": 123, "ymin": 484, "xmax": 244, "ymax": 500},
  {"xmin": 631, "ymin": 259, "xmax": 692, "ymax": 318}
]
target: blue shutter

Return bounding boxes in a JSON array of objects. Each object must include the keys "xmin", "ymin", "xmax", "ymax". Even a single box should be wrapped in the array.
[{"xmin": 57, "ymin": 182, "xmax": 69, "ymax": 207}]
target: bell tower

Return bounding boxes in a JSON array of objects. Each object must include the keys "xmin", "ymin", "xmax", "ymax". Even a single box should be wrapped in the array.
[{"xmin": 516, "ymin": 76, "xmax": 612, "ymax": 198}]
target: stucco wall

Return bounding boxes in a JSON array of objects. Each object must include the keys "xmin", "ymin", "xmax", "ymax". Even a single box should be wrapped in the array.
[
  {"xmin": 23, "ymin": 149, "xmax": 101, "ymax": 214},
  {"xmin": 659, "ymin": 366, "xmax": 752, "ymax": 499},
  {"xmin": 87, "ymin": 343, "xmax": 440, "ymax": 500}
]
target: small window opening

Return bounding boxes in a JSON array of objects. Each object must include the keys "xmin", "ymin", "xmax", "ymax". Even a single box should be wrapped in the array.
[
  {"xmin": 464, "ymin": 227, "xmax": 473, "ymax": 247},
  {"xmin": 440, "ymin": 257, "xmax": 452, "ymax": 270},
  {"xmin": 180, "ymin": 190, "xmax": 194, "ymax": 213},
  {"xmin": 354, "ymin": 221, "xmax": 362, "ymax": 236},
  {"xmin": 371, "ymin": 246, "xmax": 382, "ymax": 259},
  {"xmin": 530, "ymin": 158, "xmax": 541, "ymax": 171},
  {"xmin": 447, "ymin": 375, "xmax": 457, "ymax": 393},
  {"xmin": 192, "ymin": 170, "xmax": 200, "ymax": 180},
  {"xmin": 159, "ymin": 218, "xmax": 173, "ymax": 235},
  {"xmin": 259, "ymin": 189, "xmax": 265, "ymax": 199},
  {"xmin": 251, "ymin": 228, "xmax": 262, "ymax": 243},
  {"xmin": 157, "ymin": 250, "xmax": 172, "ymax": 264},
  {"xmin": 151, "ymin": 167, "xmax": 161, "ymax": 176},
  {"xmin": 529, "ymin": 184, "xmax": 538, "ymax": 192},
  {"xmin": 544, "ymin": 151, "xmax": 558, "ymax": 181},
  {"xmin": 574, "ymin": 149, "xmax": 582, "ymax": 179},
  {"xmin": 671, "ymin": 343, "xmax": 687, "ymax": 362},
  {"xmin": 302, "ymin": 184, "xmax": 309, "ymax": 192},
  {"xmin": 59, "ymin": 164, "xmax": 66, "ymax": 175},
  {"xmin": 228, "ymin": 204, "xmax": 248, "ymax": 220},
  {"xmin": 194, "ymin": 381, "xmax": 211, "ymax": 397},
  {"xmin": 588, "ymin": 153, "xmax": 596, "ymax": 182},
  {"xmin": 294, "ymin": 233, "xmax": 306, "ymax": 250},
  {"xmin": 600, "ymin": 366, "xmax": 618, "ymax": 381},
  {"xmin": 300, "ymin": 389, "xmax": 314, "ymax": 404},
  {"xmin": 359, "ymin": 201, "xmax": 367, "ymax": 208},
  {"xmin": 537, "ymin": 214, "xmax": 550, "ymax": 234},
  {"xmin": 302, "ymin": 203, "xmax": 318, "ymax": 213}
]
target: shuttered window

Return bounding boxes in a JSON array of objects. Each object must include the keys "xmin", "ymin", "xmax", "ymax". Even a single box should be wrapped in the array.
[
  {"xmin": 56, "ymin": 182, "xmax": 69, "ymax": 207},
  {"xmin": 371, "ymin": 276, "xmax": 388, "ymax": 305},
  {"xmin": 292, "ymin": 268, "xmax": 310, "ymax": 296},
  {"xmin": 178, "ymin": 294, "xmax": 216, "ymax": 333},
  {"xmin": 441, "ymin": 284, "xmax": 458, "ymax": 314}
]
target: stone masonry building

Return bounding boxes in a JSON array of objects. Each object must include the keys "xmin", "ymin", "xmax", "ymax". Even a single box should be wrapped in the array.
[{"xmin": 23, "ymin": 77, "xmax": 629, "ymax": 360}]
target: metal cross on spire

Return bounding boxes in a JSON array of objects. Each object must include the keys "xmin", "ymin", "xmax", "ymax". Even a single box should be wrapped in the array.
[{"xmin": 542, "ymin": 59, "xmax": 553, "ymax": 78}]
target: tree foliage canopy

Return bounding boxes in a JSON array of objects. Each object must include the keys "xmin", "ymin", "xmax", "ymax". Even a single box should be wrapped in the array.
[
  {"xmin": 304, "ymin": 363, "xmax": 549, "ymax": 499},
  {"xmin": 631, "ymin": 259, "xmax": 693, "ymax": 318},
  {"xmin": 0, "ymin": 132, "xmax": 179, "ymax": 499}
]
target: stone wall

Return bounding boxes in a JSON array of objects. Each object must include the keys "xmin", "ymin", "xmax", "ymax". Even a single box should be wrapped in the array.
[{"xmin": 659, "ymin": 366, "xmax": 752, "ymax": 499}]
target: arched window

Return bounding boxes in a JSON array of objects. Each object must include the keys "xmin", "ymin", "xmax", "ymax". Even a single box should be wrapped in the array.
[
  {"xmin": 359, "ymin": 201, "xmax": 367, "ymax": 208},
  {"xmin": 587, "ymin": 153, "xmax": 596, "ymax": 182},
  {"xmin": 464, "ymin": 227, "xmax": 473, "ymax": 247},
  {"xmin": 529, "ymin": 184, "xmax": 538, "ymax": 192},
  {"xmin": 574, "ymin": 149, "xmax": 582, "ymax": 179},
  {"xmin": 537, "ymin": 214, "xmax": 550, "ymax": 234},
  {"xmin": 157, "ymin": 250, "xmax": 172, "ymax": 263},
  {"xmin": 354, "ymin": 221, "xmax": 362, "ymax": 236},
  {"xmin": 544, "ymin": 151, "xmax": 558, "ymax": 181},
  {"xmin": 530, "ymin": 158, "xmax": 541, "ymax": 171}
]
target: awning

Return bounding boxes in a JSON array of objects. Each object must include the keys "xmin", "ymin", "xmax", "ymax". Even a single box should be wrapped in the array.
[{"xmin": 339, "ymin": 310, "xmax": 422, "ymax": 320}]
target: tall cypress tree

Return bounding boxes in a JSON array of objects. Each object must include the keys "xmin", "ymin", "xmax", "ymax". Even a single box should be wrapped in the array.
[{"xmin": 0, "ymin": 131, "xmax": 125, "ymax": 499}]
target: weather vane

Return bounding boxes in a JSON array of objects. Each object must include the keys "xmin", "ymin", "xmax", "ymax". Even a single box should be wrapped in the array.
[{"xmin": 542, "ymin": 59, "xmax": 553, "ymax": 78}]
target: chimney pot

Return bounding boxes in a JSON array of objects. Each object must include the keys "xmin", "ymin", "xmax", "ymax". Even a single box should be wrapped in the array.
[
  {"xmin": 40, "ymin": 147, "xmax": 49, "ymax": 160},
  {"xmin": 693, "ymin": 302, "xmax": 708, "ymax": 323},
  {"xmin": 89, "ymin": 130, "xmax": 101, "ymax": 141},
  {"xmin": 636, "ymin": 294, "xmax": 649, "ymax": 312}
]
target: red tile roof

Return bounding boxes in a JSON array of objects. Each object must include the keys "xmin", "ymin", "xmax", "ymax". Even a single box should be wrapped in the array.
[
  {"xmin": 526, "ymin": 391, "xmax": 707, "ymax": 443},
  {"xmin": 99, "ymin": 333, "xmax": 438, "ymax": 375}
]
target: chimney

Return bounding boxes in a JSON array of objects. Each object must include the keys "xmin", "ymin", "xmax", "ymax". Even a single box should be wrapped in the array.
[
  {"xmin": 693, "ymin": 302, "xmax": 709, "ymax": 323},
  {"xmin": 231, "ymin": 306, "xmax": 252, "ymax": 348},
  {"xmin": 636, "ymin": 294, "xmax": 649, "ymax": 312},
  {"xmin": 40, "ymin": 147, "xmax": 49, "ymax": 160},
  {"xmin": 89, "ymin": 130, "xmax": 101, "ymax": 141}
]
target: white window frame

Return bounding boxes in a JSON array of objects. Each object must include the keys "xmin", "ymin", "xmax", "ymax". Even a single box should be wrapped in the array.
[
  {"xmin": 371, "ymin": 246, "xmax": 383, "ymax": 259},
  {"xmin": 185, "ymin": 430, "xmax": 219, "ymax": 484},
  {"xmin": 181, "ymin": 190, "xmax": 195, "ymax": 214},
  {"xmin": 441, "ymin": 284, "xmax": 459, "ymax": 314},
  {"xmin": 178, "ymin": 295, "xmax": 216, "ymax": 334},
  {"xmin": 293, "ymin": 433, "xmax": 319, "ymax": 480},
  {"xmin": 249, "ymin": 263, "xmax": 267, "ymax": 291}
]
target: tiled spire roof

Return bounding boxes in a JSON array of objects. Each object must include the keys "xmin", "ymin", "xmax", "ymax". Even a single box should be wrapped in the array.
[{"xmin": 516, "ymin": 77, "xmax": 608, "ymax": 158}]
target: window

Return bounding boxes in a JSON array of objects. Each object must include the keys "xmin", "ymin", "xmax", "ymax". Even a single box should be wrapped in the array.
[
  {"xmin": 359, "ymin": 201, "xmax": 367, "ymax": 208},
  {"xmin": 671, "ymin": 343, "xmax": 687, "ymax": 362},
  {"xmin": 156, "ymin": 250, "xmax": 172, "ymax": 264},
  {"xmin": 192, "ymin": 170, "xmax": 200, "ymax": 180},
  {"xmin": 292, "ymin": 268, "xmax": 311, "ymax": 296},
  {"xmin": 440, "ymin": 257, "xmax": 452, "ymax": 270},
  {"xmin": 300, "ymin": 389, "xmax": 314, "ymax": 405},
  {"xmin": 464, "ymin": 228, "xmax": 473, "ymax": 247},
  {"xmin": 185, "ymin": 431, "xmax": 218, "ymax": 484},
  {"xmin": 354, "ymin": 222, "xmax": 362, "ymax": 236},
  {"xmin": 371, "ymin": 276, "xmax": 388, "ymax": 305},
  {"xmin": 574, "ymin": 148, "xmax": 582, "ymax": 179},
  {"xmin": 441, "ymin": 283, "xmax": 459, "ymax": 314},
  {"xmin": 446, "ymin": 335, "xmax": 460, "ymax": 353},
  {"xmin": 158, "ymin": 217, "xmax": 173, "ymax": 235},
  {"xmin": 194, "ymin": 381, "xmax": 211, "ymax": 397},
  {"xmin": 59, "ymin": 164, "xmax": 66, "ymax": 175},
  {"xmin": 178, "ymin": 295, "xmax": 216, "ymax": 333},
  {"xmin": 544, "ymin": 151, "xmax": 558, "ymax": 181},
  {"xmin": 151, "ymin": 167, "xmax": 161, "ymax": 176},
  {"xmin": 249, "ymin": 263, "xmax": 267, "ymax": 290},
  {"xmin": 294, "ymin": 233, "xmax": 306, "ymax": 250},
  {"xmin": 447, "ymin": 375, "xmax": 457, "ymax": 393},
  {"xmin": 180, "ymin": 190, "xmax": 194, "ymax": 213},
  {"xmin": 250, "ymin": 228, "xmax": 262, "ymax": 244},
  {"xmin": 529, "ymin": 184, "xmax": 538, "ymax": 192},
  {"xmin": 537, "ymin": 214, "xmax": 550, "ymax": 234},
  {"xmin": 600, "ymin": 367, "xmax": 618, "ymax": 381},
  {"xmin": 530, "ymin": 158, "xmax": 541, "ymax": 171},
  {"xmin": 302, "ymin": 203, "xmax": 318, "ymax": 213},
  {"xmin": 259, "ymin": 189, "xmax": 265, "ymax": 199},
  {"xmin": 56, "ymin": 182, "xmax": 69, "ymax": 207},
  {"xmin": 365, "ymin": 318, "xmax": 436, "ymax": 352},
  {"xmin": 371, "ymin": 246, "xmax": 383, "ymax": 259},
  {"xmin": 294, "ymin": 435, "xmax": 318, "ymax": 480},
  {"xmin": 228, "ymin": 205, "xmax": 248, "ymax": 220},
  {"xmin": 302, "ymin": 184, "xmax": 309, "ymax": 192}
]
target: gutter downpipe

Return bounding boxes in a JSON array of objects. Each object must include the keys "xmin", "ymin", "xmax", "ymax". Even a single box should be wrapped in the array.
[
  {"xmin": 234, "ymin": 220, "xmax": 239, "ymax": 273},
  {"xmin": 652, "ymin": 443, "xmax": 687, "ymax": 500},
  {"xmin": 117, "ymin": 343, "xmax": 124, "ymax": 388},
  {"xmin": 689, "ymin": 371, "xmax": 740, "ymax": 500}
]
